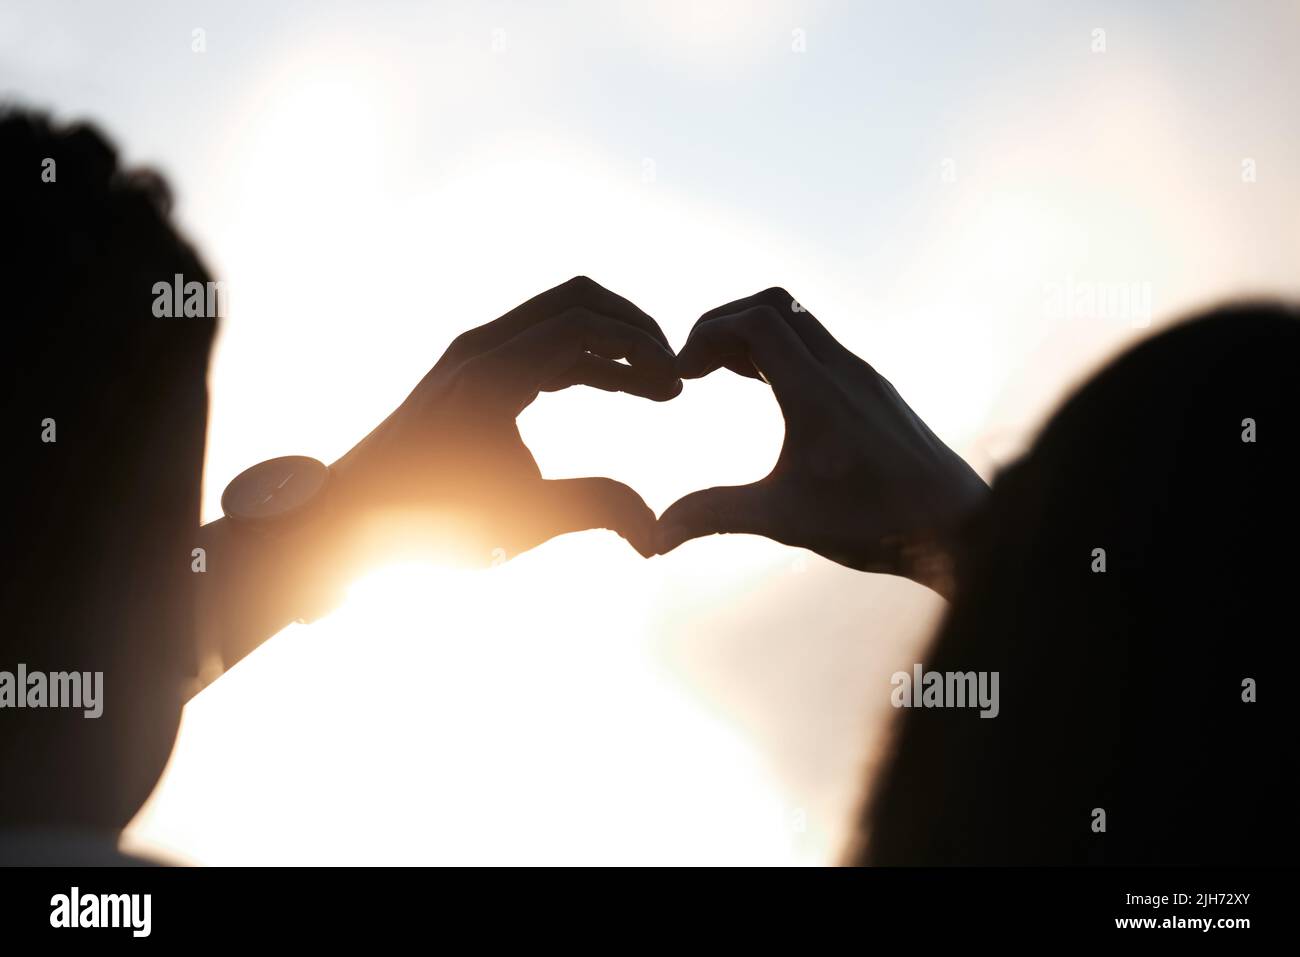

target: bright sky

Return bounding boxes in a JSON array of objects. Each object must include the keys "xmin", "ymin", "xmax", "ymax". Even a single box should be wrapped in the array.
[{"xmin": 4, "ymin": 0, "xmax": 1297, "ymax": 864}]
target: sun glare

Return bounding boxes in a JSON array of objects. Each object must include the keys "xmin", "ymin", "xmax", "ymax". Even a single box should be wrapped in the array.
[{"xmin": 125, "ymin": 538, "xmax": 822, "ymax": 865}]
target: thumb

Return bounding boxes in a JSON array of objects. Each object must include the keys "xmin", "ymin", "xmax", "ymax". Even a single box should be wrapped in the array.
[
  {"xmin": 536, "ymin": 476, "xmax": 657, "ymax": 558},
  {"xmin": 655, "ymin": 483, "xmax": 771, "ymax": 554}
]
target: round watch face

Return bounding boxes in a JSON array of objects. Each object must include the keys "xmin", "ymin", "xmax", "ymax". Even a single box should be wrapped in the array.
[{"xmin": 221, "ymin": 455, "xmax": 329, "ymax": 526}]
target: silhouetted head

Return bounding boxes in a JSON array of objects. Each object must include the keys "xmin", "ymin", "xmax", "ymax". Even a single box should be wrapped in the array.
[
  {"xmin": 0, "ymin": 108, "xmax": 215, "ymax": 831},
  {"xmin": 859, "ymin": 302, "xmax": 1299, "ymax": 864}
]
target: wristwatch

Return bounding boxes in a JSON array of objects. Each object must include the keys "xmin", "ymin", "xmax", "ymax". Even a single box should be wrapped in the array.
[
  {"xmin": 221, "ymin": 455, "xmax": 331, "ymax": 535},
  {"xmin": 220, "ymin": 455, "xmax": 342, "ymax": 623}
]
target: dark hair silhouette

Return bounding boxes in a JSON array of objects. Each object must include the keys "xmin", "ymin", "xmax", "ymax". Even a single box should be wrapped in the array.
[
  {"xmin": 0, "ymin": 109, "xmax": 215, "ymax": 830},
  {"xmin": 859, "ymin": 302, "xmax": 1299, "ymax": 864}
]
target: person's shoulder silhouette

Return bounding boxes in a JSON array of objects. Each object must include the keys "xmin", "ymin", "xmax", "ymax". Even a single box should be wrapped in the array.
[{"xmin": 860, "ymin": 302, "xmax": 1300, "ymax": 865}]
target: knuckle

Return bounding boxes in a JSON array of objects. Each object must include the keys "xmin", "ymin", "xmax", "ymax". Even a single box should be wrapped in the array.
[
  {"xmin": 445, "ymin": 328, "xmax": 482, "ymax": 359},
  {"xmin": 562, "ymin": 274, "xmax": 600, "ymax": 297},
  {"xmin": 747, "ymin": 303, "xmax": 784, "ymax": 332},
  {"xmin": 709, "ymin": 313, "xmax": 742, "ymax": 339},
  {"xmin": 689, "ymin": 314, "xmax": 718, "ymax": 336}
]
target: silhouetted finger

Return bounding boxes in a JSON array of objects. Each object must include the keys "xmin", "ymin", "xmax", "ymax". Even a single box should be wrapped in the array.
[
  {"xmin": 673, "ymin": 349, "xmax": 763, "ymax": 382},
  {"xmin": 576, "ymin": 278, "xmax": 673, "ymax": 351},
  {"xmin": 541, "ymin": 353, "xmax": 684, "ymax": 399},
  {"xmin": 536, "ymin": 476, "xmax": 658, "ymax": 558},
  {"xmin": 718, "ymin": 355, "xmax": 764, "ymax": 380},
  {"xmin": 697, "ymin": 287, "xmax": 847, "ymax": 364},
  {"xmin": 470, "ymin": 307, "xmax": 682, "ymax": 411},
  {"xmin": 676, "ymin": 304, "xmax": 817, "ymax": 393},
  {"xmin": 448, "ymin": 276, "xmax": 672, "ymax": 360},
  {"xmin": 655, "ymin": 483, "xmax": 772, "ymax": 554}
]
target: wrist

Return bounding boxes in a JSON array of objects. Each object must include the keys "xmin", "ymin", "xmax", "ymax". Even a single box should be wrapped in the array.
[
  {"xmin": 907, "ymin": 477, "xmax": 987, "ymax": 599},
  {"xmin": 898, "ymin": 534, "xmax": 959, "ymax": 600}
]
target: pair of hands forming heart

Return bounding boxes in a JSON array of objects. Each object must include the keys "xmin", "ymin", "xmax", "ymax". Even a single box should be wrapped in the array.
[{"xmin": 330, "ymin": 277, "xmax": 988, "ymax": 597}]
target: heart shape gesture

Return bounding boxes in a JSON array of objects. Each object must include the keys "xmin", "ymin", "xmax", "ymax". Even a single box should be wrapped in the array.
[
  {"xmin": 330, "ymin": 278, "xmax": 985, "ymax": 596},
  {"xmin": 654, "ymin": 287, "xmax": 988, "ymax": 595}
]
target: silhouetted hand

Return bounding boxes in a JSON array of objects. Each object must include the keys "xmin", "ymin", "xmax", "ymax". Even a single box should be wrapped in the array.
[
  {"xmin": 331, "ymin": 276, "xmax": 681, "ymax": 564},
  {"xmin": 655, "ymin": 288, "xmax": 987, "ymax": 596}
]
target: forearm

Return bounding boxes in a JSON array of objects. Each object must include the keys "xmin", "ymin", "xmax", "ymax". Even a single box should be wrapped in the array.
[{"xmin": 191, "ymin": 515, "xmax": 350, "ymax": 694}]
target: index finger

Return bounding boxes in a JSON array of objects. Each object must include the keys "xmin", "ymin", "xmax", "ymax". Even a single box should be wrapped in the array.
[
  {"xmin": 468, "ymin": 306, "xmax": 682, "ymax": 412},
  {"xmin": 676, "ymin": 304, "xmax": 819, "ymax": 394},
  {"xmin": 449, "ymin": 276, "xmax": 672, "ymax": 360},
  {"xmin": 697, "ymin": 287, "xmax": 847, "ymax": 364}
]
